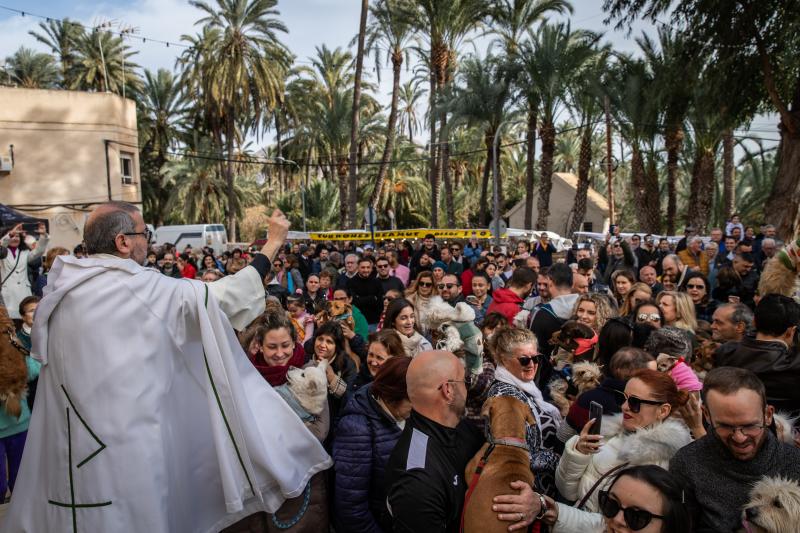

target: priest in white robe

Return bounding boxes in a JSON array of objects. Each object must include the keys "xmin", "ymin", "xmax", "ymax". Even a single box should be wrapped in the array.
[{"xmin": 2, "ymin": 202, "xmax": 332, "ymax": 533}]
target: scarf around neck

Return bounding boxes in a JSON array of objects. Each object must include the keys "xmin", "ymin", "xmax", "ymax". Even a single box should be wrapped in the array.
[
  {"xmin": 494, "ymin": 364, "xmax": 563, "ymax": 423},
  {"xmin": 251, "ymin": 344, "xmax": 306, "ymax": 387},
  {"xmin": 399, "ymin": 330, "xmax": 427, "ymax": 357}
]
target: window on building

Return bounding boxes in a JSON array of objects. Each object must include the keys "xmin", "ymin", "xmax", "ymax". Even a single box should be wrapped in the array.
[
  {"xmin": 120, "ymin": 153, "xmax": 134, "ymax": 185},
  {"xmin": 582, "ymin": 222, "xmax": 593, "ymax": 232}
]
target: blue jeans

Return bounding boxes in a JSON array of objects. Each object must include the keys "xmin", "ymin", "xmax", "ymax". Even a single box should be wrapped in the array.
[{"xmin": 0, "ymin": 430, "xmax": 27, "ymax": 497}]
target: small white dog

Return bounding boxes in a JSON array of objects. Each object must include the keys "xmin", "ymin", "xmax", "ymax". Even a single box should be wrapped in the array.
[
  {"xmin": 741, "ymin": 476, "xmax": 800, "ymax": 533},
  {"xmin": 276, "ymin": 359, "xmax": 329, "ymax": 420}
]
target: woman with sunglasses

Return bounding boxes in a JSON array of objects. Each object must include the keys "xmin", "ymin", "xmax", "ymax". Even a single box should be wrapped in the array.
[
  {"xmin": 404, "ymin": 271, "xmax": 439, "ymax": 334},
  {"xmin": 554, "ymin": 369, "xmax": 691, "ymax": 525},
  {"xmin": 632, "ymin": 300, "xmax": 664, "ymax": 329},
  {"xmin": 680, "ymin": 271, "xmax": 716, "ymax": 323},
  {"xmin": 486, "ymin": 327, "xmax": 564, "ymax": 498},
  {"xmin": 532, "ymin": 464, "xmax": 691, "ymax": 532}
]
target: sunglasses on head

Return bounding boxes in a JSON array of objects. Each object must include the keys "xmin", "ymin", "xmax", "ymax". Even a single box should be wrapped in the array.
[
  {"xmin": 517, "ymin": 354, "xmax": 542, "ymax": 367},
  {"xmin": 598, "ymin": 490, "xmax": 664, "ymax": 531},
  {"xmin": 618, "ymin": 392, "xmax": 664, "ymax": 413}
]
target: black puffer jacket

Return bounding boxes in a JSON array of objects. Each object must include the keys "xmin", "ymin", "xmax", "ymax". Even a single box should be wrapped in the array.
[{"xmin": 716, "ymin": 336, "xmax": 800, "ymax": 416}]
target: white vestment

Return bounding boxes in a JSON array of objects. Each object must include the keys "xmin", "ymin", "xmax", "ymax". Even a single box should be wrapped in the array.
[{"xmin": 2, "ymin": 255, "xmax": 332, "ymax": 533}]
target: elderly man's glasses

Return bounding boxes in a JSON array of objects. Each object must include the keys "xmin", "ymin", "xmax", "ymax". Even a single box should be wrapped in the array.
[{"xmin": 124, "ymin": 228, "xmax": 153, "ymax": 243}]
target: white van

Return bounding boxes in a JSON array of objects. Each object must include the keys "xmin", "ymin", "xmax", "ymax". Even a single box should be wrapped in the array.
[{"xmin": 154, "ymin": 224, "xmax": 228, "ymax": 255}]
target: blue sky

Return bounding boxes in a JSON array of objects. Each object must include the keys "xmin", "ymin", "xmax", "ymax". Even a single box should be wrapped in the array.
[{"xmin": 0, "ymin": 0, "xmax": 780, "ymax": 145}]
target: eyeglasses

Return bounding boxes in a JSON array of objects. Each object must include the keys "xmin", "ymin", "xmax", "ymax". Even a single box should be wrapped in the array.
[
  {"xmin": 637, "ymin": 313, "xmax": 661, "ymax": 323},
  {"xmin": 376, "ymin": 264, "xmax": 390, "ymax": 268},
  {"xmin": 686, "ymin": 284, "xmax": 706, "ymax": 290},
  {"xmin": 598, "ymin": 490, "xmax": 664, "ymax": 531},
  {"xmin": 709, "ymin": 416, "xmax": 766, "ymax": 437},
  {"xmin": 418, "ymin": 281, "xmax": 433, "ymax": 288},
  {"xmin": 437, "ymin": 379, "xmax": 466, "ymax": 390},
  {"xmin": 438, "ymin": 283, "xmax": 457, "ymax": 290},
  {"xmin": 273, "ymin": 262, "xmax": 283, "ymax": 268},
  {"xmin": 451, "ymin": 248, "xmax": 461, "ymax": 252},
  {"xmin": 618, "ymin": 393, "xmax": 665, "ymax": 413},
  {"xmin": 383, "ymin": 296, "xmax": 396, "ymax": 302},
  {"xmin": 124, "ymin": 228, "xmax": 153, "ymax": 243},
  {"xmin": 517, "ymin": 354, "xmax": 542, "ymax": 367}
]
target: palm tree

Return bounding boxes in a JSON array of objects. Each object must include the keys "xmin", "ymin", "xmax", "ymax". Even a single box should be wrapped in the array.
[
  {"xmin": 566, "ymin": 47, "xmax": 608, "ymax": 235},
  {"xmin": 347, "ymin": 0, "xmax": 371, "ymax": 227},
  {"xmin": 397, "ymin": 80, "xmax": 425, "ymax": 140},
  {"xmin": 185, "ymin": 0, "xmax": 291, "ymax": 239},
  {"xmin": 638, "ymin": 28, "xmax": 695, "ymax": 235},
  {"xmin": 28, "ymin": 18, "xmax": 84, "ymax": 88},
  {"xmin": 410, "ymin": 0, "xmax": 490, "ymax": 227},
  {"xmin": 491, "ymin": 0, "xmax": 572, "ymax": 230},
  {"xmin": 365, "ymin": 0, "xmax": 416, "ymax": 209},
  {"xmin": 72, "ymin": 29, "xmax": 141, "ymax": 93},
  {"xmin": 444, "ymin": 54, "xmax": 516, "ymax": 225},
  {"xmin": 2, "ymin": 47, "xmax": 59, "ymax": 89},
  {"xmin": 277, "ymin": 178, "xmax": 340, "ymax": 230},
  {"xmin": 136, "ymin": 68, "xmax": 189, "ymax": 226},
  {"xmin": 520, "ymin": 22, "xmax": 599, "ymax": 230}
]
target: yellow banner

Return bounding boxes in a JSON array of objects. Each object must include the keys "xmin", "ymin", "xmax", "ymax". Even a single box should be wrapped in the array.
[{"xmin": 308, "ymin": 229, "xmax": 495, "ymax": 241}]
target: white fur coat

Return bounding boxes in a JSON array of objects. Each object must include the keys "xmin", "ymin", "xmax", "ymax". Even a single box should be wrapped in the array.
[{"xmin": 556, "ymin": 415, "xmax": 692, "ymax": 513}]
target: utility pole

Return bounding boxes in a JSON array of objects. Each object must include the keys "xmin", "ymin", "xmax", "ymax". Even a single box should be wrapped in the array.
[{"xmin": 604, "ymin": 96, "xmax": 615, "ymax": 225}]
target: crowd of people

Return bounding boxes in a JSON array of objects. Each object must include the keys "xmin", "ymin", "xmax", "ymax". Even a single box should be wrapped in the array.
[{"xmin": 1, "ymin": 213, "xmax": 800, "ymax": 533}]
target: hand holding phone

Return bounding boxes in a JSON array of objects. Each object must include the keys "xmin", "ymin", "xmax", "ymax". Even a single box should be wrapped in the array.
[{"xmin": 577, "ymin": 402, "xmax": 604, "ymax": 455}]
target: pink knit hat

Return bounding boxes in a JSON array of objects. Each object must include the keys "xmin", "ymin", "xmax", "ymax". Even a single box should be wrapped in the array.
[{"xmin": 669, "ymin": 359, "xmax": 703, "ymax": 392}]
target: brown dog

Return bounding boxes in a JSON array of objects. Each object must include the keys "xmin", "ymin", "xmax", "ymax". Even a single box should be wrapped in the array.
[
  {"xmin": 462, "ymin": 396, "xmax": 535, "ymax": 533},
  {"xmin": 0, "ymin": 305, "xmax": 28, "ymax": 418},
  {"xmin": 315, "ymin": 300, "xmax": 356, "ymax": 331}
]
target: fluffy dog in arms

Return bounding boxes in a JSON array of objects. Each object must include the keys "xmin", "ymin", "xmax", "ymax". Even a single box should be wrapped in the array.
[
  {"xmin": 274, "ymin": 360, "xmax": 329, "ymax": 422},
  {"xmin": 462, "ymin": 396, "xmax": 535, "ymax": 533},
  {"xmin": 740, "ymin": 477, "xmax": 800, "ymax": 533}
]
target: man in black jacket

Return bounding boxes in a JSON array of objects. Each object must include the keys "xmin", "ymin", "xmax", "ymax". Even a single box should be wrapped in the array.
[
  {"xmin": 347, "ymin": 256, "xmax": 384, "ymax": 327},
  {"xmin": 409, "ymin": 234, "xmax": 441, "ymax": 278},
  {"xmin": 715, "ymin": 294, "xmax": 800, "ymax": 416},
  {"xmin": 375, "ymin": 257, "xmax": 405, "ymax": 293},
  {"xmin": 385, "ymin": 351, "xmax": 537, "ymax": 533}
]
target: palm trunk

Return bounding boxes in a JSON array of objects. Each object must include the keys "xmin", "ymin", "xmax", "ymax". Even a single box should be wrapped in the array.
[
  {"xmin": 275, "ymin": 110, "xmax": 284, "ymax": 195},
  {"xmin": 347, "ymin": 0, "xmax": 369, "ymax": 228},
  {"xmin": 524, "ymin": 106, "xmax": 537, "ymax": 230},
  {"xmin": 440, "ymin": 114, "xmax": 455, "ymax": 228},
  {"xmin": 337, "ymin": 157, "xmax": 349, "ymax": 228},
  {"xmin": 479, "ymin": 137, "xmax": 493, "ymax": 226},
  {"xmin": 689, "ymin": 148, "xmax": 716, "ymax": 234},
  {"xmin": 428, "ymin": 62, "xmax": 439, "ymax": 228},
  {"xmin": 536, "ymin": 120, "xmax": 555, "ymax": 230},
  {"xmin": 721, "ymin": 128, "xmax": 735, "ymax": 223},
  {"xmin": 644, "ymin": 155, "xmax": 662, "ymax": 233},
  {"xmin": 665, "ymin": 125, "xmax": 683, "ymax": 235},
  {"xmin": 370, "ymin": 50, "xmax": 402, "ymax": 208},
  {"xmin": 630, "ymin": 145, "xmax": 649, "ymax": 233},
  {"xmin": 569, "ymin": 123, "xmax": 593, "ymax": 235},
  {"xmin": 225, "ymin": 111, "xmax": 237, "ymax": 241}
]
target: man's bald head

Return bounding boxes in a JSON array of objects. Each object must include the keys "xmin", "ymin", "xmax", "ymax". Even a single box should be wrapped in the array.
[
  {"xmin": 407, "ymin": 350, "xmax": 465, "ymax": 428},
  {"xmin": 84, "ymin": 202, "xmax": 141, "ymax": 255}
]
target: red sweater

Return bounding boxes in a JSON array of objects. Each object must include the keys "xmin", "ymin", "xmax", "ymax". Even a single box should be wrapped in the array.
[{"xmin": 486, "ymin": 288, "xmax": 524, "ymax": 324}]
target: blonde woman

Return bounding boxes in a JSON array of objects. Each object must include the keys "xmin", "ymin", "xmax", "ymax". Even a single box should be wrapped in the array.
[
  {"xmin": 571, "ymin": 293, "xmax": 617, "ymax": 333},
  {"xmin": 404, "ymin": 271, "xmax": 439, "ymax": 333},
  {"xmin": 619, "ymin": 282, "xmax": 653, "ymax": 317},
  {"xmin": 656, "ymin": 291, "xmax": 698, "ymax": 333}
]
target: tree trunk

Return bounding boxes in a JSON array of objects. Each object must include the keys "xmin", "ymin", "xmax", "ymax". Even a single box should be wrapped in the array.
[
  {"xmin": 664, "ymin": 125, "xmax": 683, "ymax": 235},
  {"xmin": 767, "ymin": 128, "xmax": 800, "ymax": 240},
  {"xmin": 225, "ymin": 112, "xmax": 237, "ymax": 241},
  {"xmin": 337, "ymin": 157, "xmax": 349, "ymax": 228},
  {"xmin": 644, "ymin": 155, "xmax": 662, "ymax": 233},
  {"xmin": 347, "ymin": 0, "xmax": 369, "ymax": 228},
  {"xmin": 524, "ymin": 107, "xmax": 537, "ymax": 230},
  {"xmin": 370, "ymin": 50, "xmax": 402, "ymax": 208},
  {"xmin": 569, "ymin": 123, "xmax": 593, "ymax": 235},
  {"xmin": 693, "ymin": 149, "xmax": 716, "ymax": 234},
  {"xmin": 441, "ymin": 114, "xmax": 455, "ymax": 228},
  {"xmin": 630, "ymin": 145, "xmax": 649, "ymax": 233},
  {"xmin": 275, "ymin": 110, "xmax": 284, "ymax": 195},
  {"xmin": 479, "ymin": 138, "xmax": 492, "ymax": 226},
  {"xmin": 722, "ymin": 129, "xmax": 735, "ymax": 223},
  {"xmin": 428, "ymin": 64, "xmax": 439, "ymax": 228},
  {"xmin": 536, "ymin": 121, "xmax": 555, "ymax": 230}
]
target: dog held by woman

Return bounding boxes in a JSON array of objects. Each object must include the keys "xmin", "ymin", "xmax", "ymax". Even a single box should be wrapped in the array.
[{"xmin": 462, "ymin": 396, "xmax": 535, "ymax": 533}]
